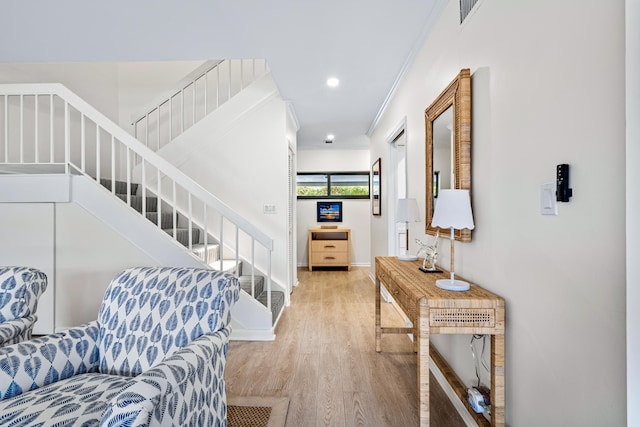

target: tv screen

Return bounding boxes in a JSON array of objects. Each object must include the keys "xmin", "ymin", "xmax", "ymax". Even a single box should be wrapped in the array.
[{"xmin": 317, "ymin": 201, "xmax": 343, "ymax": 223}]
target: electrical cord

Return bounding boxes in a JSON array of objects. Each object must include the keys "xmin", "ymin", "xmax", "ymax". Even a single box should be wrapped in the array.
[
  {"xmin": 469, "ymin": 334, "xmax": 492, "ymax": 415},
  {"xmin": 470, "ymin": 334, "xmax": 490, "ymax": 387}
]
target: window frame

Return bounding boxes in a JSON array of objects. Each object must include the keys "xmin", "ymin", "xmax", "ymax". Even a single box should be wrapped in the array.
[{"xmin": 296, "ymin": 171, "xmax": 370, "ymax": 200}]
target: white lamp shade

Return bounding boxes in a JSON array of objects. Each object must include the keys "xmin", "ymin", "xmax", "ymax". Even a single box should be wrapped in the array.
[
  {"xmin": 431, "ymin": 190, "xmax": 475, "ymax": 230},
  {"xmin": 396, "ymin": 198, "xmax": 421, "ymax": 223}
]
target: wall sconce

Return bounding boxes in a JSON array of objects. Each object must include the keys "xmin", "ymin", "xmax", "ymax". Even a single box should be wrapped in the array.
[{"xmin": 430, "ymin": 189, "xmax": 475, "ymax": 291}]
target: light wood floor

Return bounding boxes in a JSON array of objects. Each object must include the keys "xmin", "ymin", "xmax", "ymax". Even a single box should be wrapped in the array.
[{"xmin": 225, "ymin": 267, "xmax": 466, "ymax": 427}]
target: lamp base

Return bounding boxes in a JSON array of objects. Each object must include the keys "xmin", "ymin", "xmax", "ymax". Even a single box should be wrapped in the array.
[
  {"xmin": 397, "ymin": 255, "xmax": 418, "ymax": 261},
  {"xmin": 436, "ymin": 279, "xmax": 470, "ymax": 291}
]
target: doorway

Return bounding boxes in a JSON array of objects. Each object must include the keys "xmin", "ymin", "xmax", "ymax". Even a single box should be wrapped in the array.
[{"xmin": 387, "ymin": 119, "xmax": 409, "ymax": 256}]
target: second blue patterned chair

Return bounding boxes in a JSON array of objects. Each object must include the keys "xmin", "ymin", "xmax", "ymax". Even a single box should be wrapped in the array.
[
  {"xmin": 0, "ymin": 266, "xmax": 48, "ymax": 348},
  {"xmin": 0, "ymin": 266, "xmax": 240, "ymax": 426}
]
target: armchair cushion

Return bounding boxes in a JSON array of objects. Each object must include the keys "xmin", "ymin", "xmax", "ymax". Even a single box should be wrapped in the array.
[{"xmin": 0, "ymin": 372, "xmax": 131, "ymax": 426}]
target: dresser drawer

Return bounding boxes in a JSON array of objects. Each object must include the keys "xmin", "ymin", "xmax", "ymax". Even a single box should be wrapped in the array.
[
  {"xmin": 310, "ymin": 251, "xmax": 349, "ymax": 265},
  {"xmin": 311, "ymin": 240, "xmax": 348, "ymax": 253}
]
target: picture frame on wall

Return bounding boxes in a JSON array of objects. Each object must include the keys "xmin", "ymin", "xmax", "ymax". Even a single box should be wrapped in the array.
[{"xmin": 372, "ymin": 157, "xmax": 381, "ymax": 216}]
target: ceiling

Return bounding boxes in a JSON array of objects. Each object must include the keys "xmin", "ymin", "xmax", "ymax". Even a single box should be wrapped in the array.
[{"xmin": 0, "ymin": 0, "xmax": 446, "ymax": 150}]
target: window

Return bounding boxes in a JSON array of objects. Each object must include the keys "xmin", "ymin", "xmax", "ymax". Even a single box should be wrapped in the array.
[{"xmin": 297, "ymin": 172, "xmax": 370, "ymax": 199}]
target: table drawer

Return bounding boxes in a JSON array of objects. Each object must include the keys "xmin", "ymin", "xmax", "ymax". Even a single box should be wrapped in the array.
[
  {"xmin": 311, "ymin": 240, "xmax": 348, "ymax": 253},
  {"xmin": 378, "ymin": 268, "xmax": 416, "ymax": 320},
  {"xmin": 388, "ymin": 280, "xmax": 415, "ymax": 319},
  {"xmin": 429, "ymin": 308, "xmax": 496, "ymax": 328}
]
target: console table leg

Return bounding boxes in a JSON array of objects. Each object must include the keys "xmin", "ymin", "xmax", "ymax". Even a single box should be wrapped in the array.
[
  {"xmin": 491, "ymin": 334, "xmax": 505, "ymax": 426},
  {"xmin": 418, "ymin": 300, "xmax": 430, "ymax": 426}
]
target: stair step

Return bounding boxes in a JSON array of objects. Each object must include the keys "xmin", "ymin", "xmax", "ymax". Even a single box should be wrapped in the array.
[
  {"xmin": 163, "ymin": 227, "xmax": 200, "ymax": 246},
  {"xmin": 238, "ymin": 275, "xmax": 265, "ymax": 297},
  {"xmin": 192, "ymin": 244, "xmax": 220, "ymax": 264},
  {"xmin": 208, "ymin": 259, "xmax": 241, "ymax": 274},
  {"xmin": 100, "ymin": 178, "xmax": 139, "ymax": 195},
  {"xmin": 102, "ymin": 178, "xmax": 282, "ymax": 325},
  {"xmin": 257, "ymin": 290, "xmax": 285, "ymax": 324},
  {"xmin": 117, "ymin": 194, "xmax": 158, "ymax": 212},
  {"xmin": 146, "ymin": 212, "xmax": 174, "ymax": 229}
]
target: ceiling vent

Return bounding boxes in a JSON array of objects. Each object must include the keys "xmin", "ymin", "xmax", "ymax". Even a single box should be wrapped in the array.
[{"xmin": 460, "ymin": 0, "xmax": 479, "ymax": 24}]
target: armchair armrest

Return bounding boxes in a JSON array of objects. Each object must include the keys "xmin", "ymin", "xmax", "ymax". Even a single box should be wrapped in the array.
[
  {"xmin": 0, "ymin": 321, "xmax": 101, "ymax": 399},
  {"xmin": 0, "ymin": 316, "xmax": 36, "ymax": 347},
  {"xmin": 101, "ymin": 329, "xmax": 231, "ymax": 427}
]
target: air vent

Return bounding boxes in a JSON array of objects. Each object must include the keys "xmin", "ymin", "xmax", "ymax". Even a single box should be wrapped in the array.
[{"xmin": 460, "ymin": 0, "xmax": 479, "ymax": 23}]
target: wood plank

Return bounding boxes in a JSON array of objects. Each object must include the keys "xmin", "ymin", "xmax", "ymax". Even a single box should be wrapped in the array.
[{"xmin": 225, "ymin": 267, "xmax": 468, "ymax": 427}]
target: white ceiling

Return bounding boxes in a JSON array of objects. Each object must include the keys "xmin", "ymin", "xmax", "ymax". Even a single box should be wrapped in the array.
[{"xmin": 0, "ymin": 0, "xmax": 446, "ymax": 149}]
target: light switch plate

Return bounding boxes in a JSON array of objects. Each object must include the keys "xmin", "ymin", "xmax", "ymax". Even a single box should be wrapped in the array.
[
  {"xmin": 263, "ymin": 204, "xmax": 276, "ymax": 214},
  {"xmin": 541, "ymin": 182, "xmax": 558, "ymax": 215}
]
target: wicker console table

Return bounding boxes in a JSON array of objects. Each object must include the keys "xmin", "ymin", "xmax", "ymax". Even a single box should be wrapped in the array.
[{"xmin": 375, "ymin": 256, "xmax": 505, "ymax": 426}]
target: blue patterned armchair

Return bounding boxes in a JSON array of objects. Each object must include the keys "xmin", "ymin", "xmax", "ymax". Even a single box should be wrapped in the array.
[
  {"xmin": 0, "ymin": 266, "xmax": 240, "ymax": 426},
  {"xmin": 0, "ymin": 266, "xmax": 48, "ymax": 348}
]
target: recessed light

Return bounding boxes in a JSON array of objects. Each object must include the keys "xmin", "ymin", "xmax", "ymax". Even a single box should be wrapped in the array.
[
  {"xmin": 326, "ymin": 134, "xmax": 335, "ymax": 141},
  {"xmin": 326, "ymin": 77, "xmax": 339, "ymax": 88}
]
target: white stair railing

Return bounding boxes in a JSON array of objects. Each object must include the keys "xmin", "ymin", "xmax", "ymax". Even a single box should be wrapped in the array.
[
  {"xmin": 132, "ymin": 59, "xmax": 269, "ymax": 151},
  {"xmin": 0, "ymin": 83, "xmax": 274, "ymax": 312}
]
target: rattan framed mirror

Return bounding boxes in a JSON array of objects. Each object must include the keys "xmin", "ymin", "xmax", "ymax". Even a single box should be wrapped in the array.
[{"xmin": 425, "ymin": 68, "xmax": 472, "ymax": 242}]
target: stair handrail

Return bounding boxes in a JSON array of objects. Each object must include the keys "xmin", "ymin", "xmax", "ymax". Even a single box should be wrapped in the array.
[
  {"xmin": 0, "ymin": 82, "xmax": 273, "ymax": 251},
  {"xmin": 130, "ymin": 60, "xmax": 222, "ymax": 126},
  {"xmin": 130, "ymin": 59, "xmax": 269, "ymax": 151}
]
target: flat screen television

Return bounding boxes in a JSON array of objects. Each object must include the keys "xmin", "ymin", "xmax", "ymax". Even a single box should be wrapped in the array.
[{"xmin": 317, "ymin": 201, "xmax": 343, "ymax": 223}]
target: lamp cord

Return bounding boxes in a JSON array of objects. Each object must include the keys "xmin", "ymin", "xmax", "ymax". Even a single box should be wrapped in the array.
[{"xmin": 470, "ymin": 334, "xmax": 490, "ymax": 387}]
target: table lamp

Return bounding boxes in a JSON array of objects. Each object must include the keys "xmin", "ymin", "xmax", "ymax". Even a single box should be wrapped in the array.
[
  {"xmin": 430, "ymin": 189, "xmax": 475, "ymax": 291},
  {"xmin": 396, "ymin": 198, "xmax": 421, "ymax": 261}
]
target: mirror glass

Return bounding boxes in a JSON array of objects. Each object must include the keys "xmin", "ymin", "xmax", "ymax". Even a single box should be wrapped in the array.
[
  {"xmin": 431, "ymin": 105, "xmax": 453, "ymax": 213},
  {"xmin": 425, "ymin": 69, "xmax": 472, "ymax": 242}
]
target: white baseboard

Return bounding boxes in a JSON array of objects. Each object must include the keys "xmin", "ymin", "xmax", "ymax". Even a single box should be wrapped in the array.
[
  {"xmin": 230, "ymin": 328, "xmax": 275, "ymax": 341},
  {"xmin": 430, "ymin": 356, "xmax": 480, "ymax": 426}
]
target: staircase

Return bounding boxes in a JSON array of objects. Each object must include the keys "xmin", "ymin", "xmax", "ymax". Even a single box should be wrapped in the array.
[
  {"xmin": 0, "ymin": 66, "xmax": 286, "ymax": 338},
  {"xmin": 100, "ymin": 177, "xmax": 285, "ymax": 323}
]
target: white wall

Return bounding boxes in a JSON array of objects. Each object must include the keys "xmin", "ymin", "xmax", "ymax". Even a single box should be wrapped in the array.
[
  {"xmin": 0, "ymin": 201, "xmax": 161, "ymax": 331},
  {"xmin": 370, "ymin": 0, "xmax": 626, "ymax": 425},
  {"xmin": 297, "ymin": 148, "xmax": 371, "ymax": 267},
  {"xmin": 54, "ymin": 203, "xmax": 159, "ymax": 329},
  {"xmin": 0, "ymin": 204, "xmax": 55, "ymax": 334},
  {"xmin": 115, "ymin": 60, "xmax": 205, "ymax": 133},
  {"xmin": 0, "ymin": 61, "xmax": 205, "ymax": 133},
  {"xmin": 0, "ymin": 63, "xmax": 120, "ymax": 122},
  {"xmin": 152, "ymin": 75, "xmax": 292, "ymax": 288},
  {"xmin": 627, "ymin": 0, "xmax": 640, "ymax": 423}
]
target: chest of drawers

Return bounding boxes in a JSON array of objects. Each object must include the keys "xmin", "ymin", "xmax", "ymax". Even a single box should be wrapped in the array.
[{"xmin": 308, "ymin": 227, "xmax": 351, "ymax": 271}]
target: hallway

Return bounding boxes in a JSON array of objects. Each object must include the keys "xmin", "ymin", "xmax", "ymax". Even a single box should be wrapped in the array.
[{"xmin": 225, "ymin": 267, "xmax": 466, "ymax": 426}]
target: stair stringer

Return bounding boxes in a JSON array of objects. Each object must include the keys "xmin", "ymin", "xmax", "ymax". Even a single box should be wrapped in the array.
[{"xmin": 9, "ymin": 173, "xmax": 278, "ymax": 341}]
